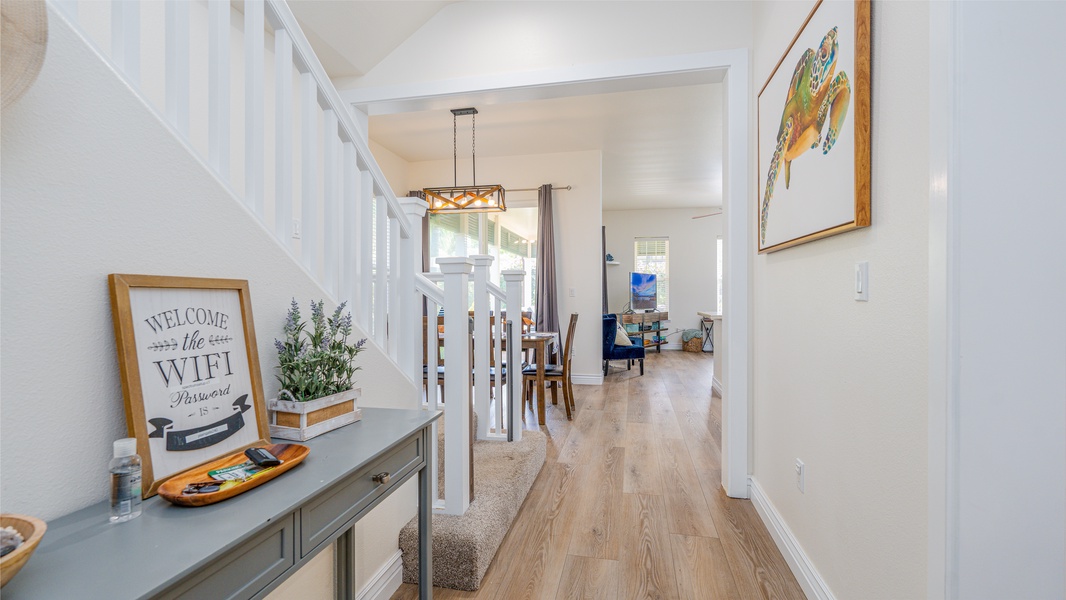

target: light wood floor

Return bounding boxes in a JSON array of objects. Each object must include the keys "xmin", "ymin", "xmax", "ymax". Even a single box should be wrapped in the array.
[{"xmin": 393, "ymin": 351, "xmax": 804, "ymax": 600}]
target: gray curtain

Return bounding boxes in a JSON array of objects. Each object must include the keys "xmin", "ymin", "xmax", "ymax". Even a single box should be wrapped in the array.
[{"xmin": 535, "ymin": 184, "xmax": 560, "ymax": 334}]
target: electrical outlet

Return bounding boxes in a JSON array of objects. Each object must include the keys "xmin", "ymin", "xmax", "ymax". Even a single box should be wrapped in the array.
[
  {"xmin": 795, "ymin": 459, "xmax": 805, "ymax": 493},
  {"xmin": 292, "ymin": 219, "xmax": 302, "ymax": 239}
]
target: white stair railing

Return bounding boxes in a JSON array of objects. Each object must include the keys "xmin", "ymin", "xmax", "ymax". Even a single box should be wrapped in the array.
[
  {"xmin": 51, "ymin": 0, "xmax": 537, "ymax": 517},
  {"xmin": 414, "ymin": 256, "xmax": 525, "ymax": 514},
  {"xmin": 49, "ymin": 0, "xmax": 414, "ymax": 378}
]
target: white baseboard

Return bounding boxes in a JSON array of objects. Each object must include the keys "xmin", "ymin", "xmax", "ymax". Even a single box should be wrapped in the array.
[
  {"xmin": 712, "ymin": 376, "xmax": 723, "ymax": 397},
  {"xmin": 357, "ymin": 549, "xmax": 403, "ymax": 600},
  {"xmin": 571, "ymin": 373, "xmax": 604, "ymax": 385},
  {"xmin": 748, "ymin": 477, "xmax": 835, "ymax": 600},
  {"xmin": 661, "ymin": 343, "xmax": 682, "ymax": 350}
]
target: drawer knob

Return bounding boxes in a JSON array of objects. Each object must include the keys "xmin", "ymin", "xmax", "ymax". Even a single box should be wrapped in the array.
[{"xmin": 372, "ymin": 472, "xmax": 391, "ymax": 485}]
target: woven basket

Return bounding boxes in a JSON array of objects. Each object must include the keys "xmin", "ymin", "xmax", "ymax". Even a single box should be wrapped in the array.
[{"xmin": 683, "ymin": 336, "xmax": 702, "ymax": 352}]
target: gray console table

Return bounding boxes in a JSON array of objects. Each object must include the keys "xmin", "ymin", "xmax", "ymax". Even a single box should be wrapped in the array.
[{"xmin": 3, "ymin": 407, "xmax": 441, "ymax": 600}]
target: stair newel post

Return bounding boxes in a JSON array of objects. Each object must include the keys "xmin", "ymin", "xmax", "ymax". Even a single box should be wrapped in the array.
[
  {"xmin": 401, "ymin": 198, "xmax": 430, "ymax": 388},
  {"xmin": 471, "ymin": 255, "xmax": 494, "ymax": 441},
  {"xmin": 502, "ymin": 270, "xmax": 526, "ymax": 442},
  {"xmin": 437, "ymin": 257, "xmax": 474, "ymax": 516}
]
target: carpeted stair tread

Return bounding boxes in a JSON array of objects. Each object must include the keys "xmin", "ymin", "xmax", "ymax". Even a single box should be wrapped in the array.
[{"xmin": 399, "ymin": 428, "xmax": 546, "ymax": 591}]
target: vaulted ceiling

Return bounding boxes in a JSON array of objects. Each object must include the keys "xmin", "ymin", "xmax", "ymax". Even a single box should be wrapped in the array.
[{"xmin": 290, "ymin": 1, "xmax": 724, "ymax": 210}]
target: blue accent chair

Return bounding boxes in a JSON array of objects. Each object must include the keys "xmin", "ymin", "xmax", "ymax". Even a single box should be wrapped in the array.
[{"xmin": 603, "ymin": 314, "xmax": 645, "ymax": 376}]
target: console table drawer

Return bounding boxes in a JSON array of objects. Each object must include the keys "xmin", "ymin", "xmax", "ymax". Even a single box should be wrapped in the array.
[
  {"xmin": 161, "ymin": 515, "xmax": 295, "ymax": 600},
  {"xmin": 300, "ymin": 434, "xmax": 422, "ymax": 555}
]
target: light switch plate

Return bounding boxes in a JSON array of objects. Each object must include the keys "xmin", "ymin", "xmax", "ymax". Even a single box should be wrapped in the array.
[{"xmin": 855, "ymin": 261, "xmax": 869, "ymax": 301}]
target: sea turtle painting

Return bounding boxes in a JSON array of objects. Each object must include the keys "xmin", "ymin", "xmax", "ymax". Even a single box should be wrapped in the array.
[{"xmin": 760, "ymin": 26, "xmax": 851, "ymax": 246}]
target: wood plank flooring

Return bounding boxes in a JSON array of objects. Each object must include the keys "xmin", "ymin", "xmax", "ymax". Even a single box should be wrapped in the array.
[{"xmin": 392, "ymin": 351, "xmax": 804, "ymax": 600}]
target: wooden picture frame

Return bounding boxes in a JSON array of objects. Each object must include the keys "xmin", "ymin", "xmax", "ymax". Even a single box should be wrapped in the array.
[
  {"xmin": 108, "ymin": 274, "xmax": 270, "ymax": 497},
  {"xmin": 757, "ymin": 0, "xmax": 871, "ymax": 253}
]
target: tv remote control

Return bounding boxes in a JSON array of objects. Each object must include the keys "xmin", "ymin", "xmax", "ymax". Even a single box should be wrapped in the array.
[{"xmin": 244, "ymin": 447, "xmax": 281, "ymax": 467}]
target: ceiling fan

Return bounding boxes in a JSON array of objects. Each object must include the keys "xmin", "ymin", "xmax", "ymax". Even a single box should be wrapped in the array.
[{"xmin": 691, "ymin": 210, "xmax": 722, "ymax": 220}]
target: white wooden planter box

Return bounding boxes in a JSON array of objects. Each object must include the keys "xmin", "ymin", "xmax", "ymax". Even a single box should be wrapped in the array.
[{"xmin": 268, "ymin": 388, "xmax": 362, "ymax": 441}]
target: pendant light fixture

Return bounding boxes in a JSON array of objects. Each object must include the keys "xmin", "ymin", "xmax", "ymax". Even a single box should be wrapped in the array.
[{"xmin": 423, "ymin": 108, "xmax": 506, "ymax": 213}]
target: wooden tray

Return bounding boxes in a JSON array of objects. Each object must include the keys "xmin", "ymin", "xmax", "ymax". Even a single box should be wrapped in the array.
[{"xmin": 157, "ymin": 444, "xmax": 309, "ymax": 507}]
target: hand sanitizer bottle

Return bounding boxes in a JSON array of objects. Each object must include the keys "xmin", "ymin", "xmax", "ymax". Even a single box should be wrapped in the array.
[{"xmin": 109, "ymin": 438, "xmax": 142, "ymax": 523}]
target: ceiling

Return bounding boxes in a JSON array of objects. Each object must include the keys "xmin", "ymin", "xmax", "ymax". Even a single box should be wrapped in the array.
[
  {"xmin": 288, "ymin": 1, "xmax": 456, "ymax": 78},
  {"xmin": 291, "ymin": 2, "xmax": 725, "ymax": 211}
]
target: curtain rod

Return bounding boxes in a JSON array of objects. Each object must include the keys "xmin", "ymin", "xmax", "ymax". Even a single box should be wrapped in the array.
[{"xmin": 507, "ymin": 185, "xmax": 571, "ymax": 193}]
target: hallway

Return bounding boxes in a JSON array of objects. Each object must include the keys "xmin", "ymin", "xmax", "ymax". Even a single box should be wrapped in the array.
[{"xmin": 394, "ymin": 351, "xmax": 804, "ymax": 599}]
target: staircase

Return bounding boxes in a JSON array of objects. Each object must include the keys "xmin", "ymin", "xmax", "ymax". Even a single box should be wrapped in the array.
[{"xmin": 45, "ymin": 0, "xmax": 544, "ymax": 590}]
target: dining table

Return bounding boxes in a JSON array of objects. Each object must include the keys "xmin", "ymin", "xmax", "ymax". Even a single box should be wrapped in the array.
[{"xmin": 521, "ymin": 331, "xmax": 559, "ymax": 426}]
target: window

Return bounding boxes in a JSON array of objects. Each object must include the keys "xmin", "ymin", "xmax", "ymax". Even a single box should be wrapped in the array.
[
  {"xmin": 427, "ymin": 208, "xmax": 538, "ymax": 311},
  {"xmin": 717, "ymin": 236, "xmax": 723, "ymax": 314},
  {"xmin": 634, "ymin": 238, "xmax": 669, "ymax": 311}
]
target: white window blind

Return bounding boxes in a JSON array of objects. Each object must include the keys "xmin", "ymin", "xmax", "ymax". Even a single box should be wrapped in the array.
[{"xmin": 634, "ymin": 237, "xmax": 669, "ymax": 311}]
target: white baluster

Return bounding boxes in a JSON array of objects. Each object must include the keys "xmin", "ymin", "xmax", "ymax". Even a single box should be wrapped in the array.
[
  {"xmin": 244, "ymin": 0, "xmax": 264, "ymax": 215},
  {"xmin": 471, "ymin": 255, "xmax": 493, "ymax": 440},
  {"xmin": 342, "ymin": 143, "xmax": 358, "ymax": 310},
  {"xmin": 493, "ymin": 294, "xmax": 504, "ymax": 435},
  {"xmin": 359, "ymin": 172, "xmax": 373, "ymax": 330},
  {"xmin": 208, "ymin": 0, "xmax": 229, "ymax": 180},
  {"xmin": 427, "ymin": 297, "xmax": 441, "ymax": 506},
  {"xmin": 111, "ymin": 1, "xmax": 140, "ymax": 86},
  {"xmin": 300, "ymin": 72, "xmax": 318, "ymax": 275},
  {"xmin": 374, "ymin": 196, "xmax": 387, "ymax": 347},
  {"xmin": 274, "ymin": 28, "xmax": 293, "ymax": 244},
  {"xmin": 323, "ymin": 110, "xmax": 339, "ymax": 296},
  {"xmin": 438, "ymin": 257, "xmax": 474, "ymax": 516},
  {"xmin": 388, "ymin": 214, "xmax": 402, "ymax": 361},
  {"xmin": 502, "ymin": 270, "xmax": 526, "ymax": 442},
  {"xmin": 164, "ymin": 0, "xmax": 189, "ymax": 137}
]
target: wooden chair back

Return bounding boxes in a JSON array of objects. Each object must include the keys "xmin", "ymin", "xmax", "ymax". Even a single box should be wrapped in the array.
[{"xmin": 560, "ymin": 313, "xmax": 579, "ymax": 378}]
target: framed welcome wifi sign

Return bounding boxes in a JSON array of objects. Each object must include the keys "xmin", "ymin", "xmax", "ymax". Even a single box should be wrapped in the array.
[{"xmin": 109, "ymin": 274, "xmax": 270, "ymax": 497}]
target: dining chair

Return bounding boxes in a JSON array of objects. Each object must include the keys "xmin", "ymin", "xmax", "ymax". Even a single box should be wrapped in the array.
[{"xmin": 522, "ymin": 313, "xmax": 578, "ymax": 420}]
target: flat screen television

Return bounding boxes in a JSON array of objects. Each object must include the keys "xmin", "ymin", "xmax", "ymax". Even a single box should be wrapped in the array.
[{"xmin": 630, "ymin": 272, "xmax": 657, "ymax": 311}]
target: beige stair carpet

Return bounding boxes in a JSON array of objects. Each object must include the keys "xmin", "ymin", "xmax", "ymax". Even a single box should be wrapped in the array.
[{"xmin": 398, "ymin": 428, "xmax": 547, "ymax": 591}]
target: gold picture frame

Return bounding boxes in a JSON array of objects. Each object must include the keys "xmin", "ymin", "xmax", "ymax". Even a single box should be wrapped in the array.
[
  {"xmin": 757, "ymin": 0, "xmax": 871, "ymax": 253},
  {"xmin": 108, "ymin": 274, "xmax": 270, "ymax": 497}
]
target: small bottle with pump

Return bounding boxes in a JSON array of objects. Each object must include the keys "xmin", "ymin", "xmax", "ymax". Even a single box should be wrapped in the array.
[{"xmin": 109, "ymin": 437, "xmax": 142, "ymax": 523}]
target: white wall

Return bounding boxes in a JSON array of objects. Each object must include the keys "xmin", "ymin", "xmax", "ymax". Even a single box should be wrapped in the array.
[
  {"xmin": 407, "ymin": 151, "xmax": 603, "ymax": 380},
  {"xmin": 603, "ymin": 209, "xmax": 722, "ymax": 346},
  {"xmin": 750, "ymin": 2, "xmax": 929, "ymax": 598},
  {"xmin": 338, "ymin": 1, "xmax": 752, "ymax": 91},
  {"xmin": 370, "ymin": 139, "xmax": 410, "ymax": 196},
  {"xmin": 936, "ymin": 2, "xmax": 1066, "ymax": 597},
  {"xmin": 0, "ymin": 10, "xmax": 414, "ymax": 597}
]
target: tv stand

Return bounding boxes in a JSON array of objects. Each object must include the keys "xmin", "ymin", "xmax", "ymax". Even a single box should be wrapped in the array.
[{"xmin": 621, "ymin": 311, "xmax": 669, "ymax": 352}]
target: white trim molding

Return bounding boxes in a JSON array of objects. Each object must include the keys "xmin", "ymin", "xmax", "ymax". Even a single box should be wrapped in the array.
[
  {"xmin": 346, "ymin": 47, "xmax": 752, "ymax": 500},
  {"xmin": 927, "ymin": 1, "xmax": 960, "ymax": 596},
  {"xmin": 356, "ymin": 549, "xmax": 403, "ymax": 600},
  {"xmin": 571, "ymin": 373, "xmax": 604, "ymax": 386},
  {"xmin": 749, "ymin": 477, "xmax": 836, "ymax": 600},
  {"xmin": 712, "ymin": 376, "xmax": 723, "ymax": 398}
]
